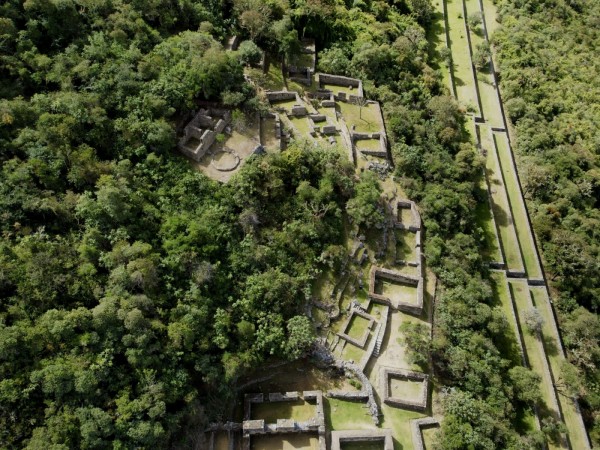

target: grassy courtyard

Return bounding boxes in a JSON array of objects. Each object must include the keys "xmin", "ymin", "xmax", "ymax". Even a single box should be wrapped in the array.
[
  {"xmin": 493, "ymin": 133, "xmax": 543, "ymax": 279},
  {"xmin": 251, "ymin": 400, "xmax": 316, "ymax": 423}
]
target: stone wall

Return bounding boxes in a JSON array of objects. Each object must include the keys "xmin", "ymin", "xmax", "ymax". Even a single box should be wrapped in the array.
[
  {"xmin": 410, "ymin": 417, "xmax": 439, "ymax": 450},
  {"xmin": 396, "ymin": 200, "xmax": 422, "ymax": 231},
  {"xmin": 242, "ymin": 390, "xmax": 326, "ymax": 449},
  {"xmin": 381, "ymin": 367, "xmax": 429, "ymax": 412},
  {"xmin": 177, "ymin": 108, "xmax": 231, "ymax": 161},
  {"xmin": 331, "ymin": 429, "xmax": 394, "ymax": 450},
  {"xmin": 369, "ymin": 266, "xmax": 424, "ymax": 315},
  {"xmin": 266, "ymin": 91, "xmax": 297, "ymax": 102},
  {"xmin": 337, "ymin": 308, "xmax": 375, "ymax": 349},
  {"xmin": 318, "ymin": 73, "xmax": 364, "ymax": 97}
]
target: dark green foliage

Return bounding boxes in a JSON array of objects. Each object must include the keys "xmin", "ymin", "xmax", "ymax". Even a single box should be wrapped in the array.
[{"xmin": 495, "ymin": 0, "xmax": 600, "ymax": 441}]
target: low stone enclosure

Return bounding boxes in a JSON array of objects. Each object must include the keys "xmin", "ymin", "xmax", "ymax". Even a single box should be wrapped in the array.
[
  {"xmin": 369, "ymin": 266, "xmax": 424, "ymax": 315},
  {"xmin": 330, "ymin": 429, "xmax": 394, "ymax": 450},
  {"xmin": 336, "ymin": 308, "xmax": 375, "ymax": 348},
  {"xmin": 177, "ymin": 108, "xmax": 231, "ymax": 161},
  {"xmin": 317, "ymin": 73, "xmax": 364, "ymax": 99},
  {"xmin": 381, "ymin": 367, "xmax": 429, "ymax": 412},
  {"xmin": 242, "ymin": 391, "xmax": 326, "ymax": 450},
  {"xmin": 352, "ymin": 131, "xmax": 388, "ymax": 159},
  {"xmin": 396, "ymin": 200, "xmax": 422, "ymax": 232},
  {"xmin": 411, "ymin": 417, "xmax": 440, "ymax": 450}
]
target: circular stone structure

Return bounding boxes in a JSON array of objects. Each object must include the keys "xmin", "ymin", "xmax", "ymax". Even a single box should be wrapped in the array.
[{"xmin": 210, "ymin": 149, "xmax": 240, "ymax": 171}]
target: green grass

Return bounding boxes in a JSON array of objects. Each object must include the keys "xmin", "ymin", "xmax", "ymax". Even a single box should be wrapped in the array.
[
  {"xmin": 347, "ymin": 314, "xmax": 371, "ymax": 341},
  {"xmin": 389, "ymin": 377, "xmax": 425, "ymax": 401},
  {"xmin": 474, "ymin": 179, "xmax": 503, "ymax": 262},
  {"xmin": 481, "ymin": 0, "xmax": 499, "ymax": 36},
  {"xmin": 379, "ymin": 405, "xmax": 426, "ymax": 450},
  {"xmin": 493, "ymin": 133, "xmax": 543, "ymax": 279},
  {"xmin": 341, "ymin": 338, "xmax": 368, "ymax": 363},
  {"xmin": 338, "ymin": 102, "xmax": 383, "ymax": 133},
  {"xmin": 464, "ymin": 0, "xmax": 503, "ymax": 128},
  {"xmin": 510, "ymin": 281, "xmax": 567, "ymax": 450},
  {"xmin": 289, "ymin": 116, "xmax": 313, "ymax": 137},
  {"xmin": 481, "ymin": 124, "xmax": 524, "ymax": 272},
  {"xmin": 395, "ymin": 230, "xmax": 417, "ymax": 262},
  {"xmin": 355, "ymin": 138, "xmax": 382, "ymax": 152},
  {"xmin": 325, "ymin": 398, "xmax": 374, "ymax": 431},
  {"xmin": 428, "ymin": 0, "xmax": 453, "ymax": 94},
  {"xmin": 444, "ymin": 0, "xmax": 480, "ymax": 113},
  {"xmin": 251, "ymin": 400, "xmax": 315, "ymax": 422},
  {"xmin": 531, "ymin": 288, "xmax": 590, "ymax": 450},
  {"xmin": 489, "ymin": 271, "xmax": 523, "ymax": 366},
  {"xmin": 422, "ymin": 425, "xmax": 440, "ymax": 450}
]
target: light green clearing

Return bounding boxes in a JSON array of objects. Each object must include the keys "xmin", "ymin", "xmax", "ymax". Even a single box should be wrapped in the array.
[
  {"xmin": 341, "ymin": 442, "xmax": 383, "ymax": 450},
  {"xmin": 493, "ymin": 133, "xmax": 542, "ymax": 279},
  {"xmin": 325, "ymin": 398, "xmax": 374, "ymax": 431},
  {"xmin": 510, "ymin": 281, "xmax": 566, "ymax": 450},
  {"xmin": 347, "ymin": 314, "xmax": 371, "ymax": 341},
  {"xmin": 252, "ymin": 434, "xmax": 319, "ymax": 450},
  {"xmin": 338, "ymin": 102, "xmax": 383, "ymax": 133},
  {"xmin": 464, "ymin": 0, "xmax": 504, "ymax": 128},
  {"xmin": 396, "ymin": 230, "xmax": 417, "ymax": 262},
  {"xmin": 272, "ymin": 99, "xmax": 300, "ymax": 113},
  {"xmin": 430, "ymin": 0, "xmax": 453, "ymax": 93},
  {"xmin": 389, "ymin": 377, "xmax": 424, "ymax": 401},
  {"xmin": 379, "ymin": 405, "xmax": 426, "ymax": 450},
  {"xmin": 289, "ymin": 116, "xmax": 313, "ymax": 137},
  {"xmin": 481, "ymin": 125, "xmax": 524, "ymax": 272},
  {"xmin": 475, "ymin": 178, "xmax": 503, "ymax": 262},
  {"xmin": 397, "ymin": 206, "xmax": 413, "ymax": 227},
  {"xmin": 355, "ymin": 139, "xmax": 382, "ymax": 152},
  {"xmin": 530, "ymin": 288, "xmax": 589, "ymax": 450},
  {"xmin": 489, "ymin": 271, "xmax": 524, "ymax": 366},
  {"xmin": 341, "ymin": 336, "xmax": 368, "ymax": 363},
  {"xmin": 481, "ymin": 0, "xmax": 500, "ymax": 36},
  {"xmin": 376, "ymin": 280, "xmax": 418, "ymax": 305},
  {"xmin": 422, "ymin": 426, "xmax": 439, "ymax": 450},
  {"xmin": 445, "ymin": 0, "xmax": 480, "ymax": 113},
  {"xmin": 251, "ymin": 400, "xmax": 315, "ymax": 423}
]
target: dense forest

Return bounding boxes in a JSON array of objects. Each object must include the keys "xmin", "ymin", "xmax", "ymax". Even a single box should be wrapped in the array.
[
  {"xmin": 494, "ymin": 0, "xmax": 600, "ymax": 442},
  {"xmin": 0, "ymin": 0, "xmax": 593, "ymax": 448}
]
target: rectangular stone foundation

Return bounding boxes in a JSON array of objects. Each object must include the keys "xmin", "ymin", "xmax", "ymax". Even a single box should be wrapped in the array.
[{"xmin": 331, "ymin": 429, "xmax": 393, "ymax": 450}]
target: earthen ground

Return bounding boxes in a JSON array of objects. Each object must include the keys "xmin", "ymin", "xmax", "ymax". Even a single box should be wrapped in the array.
[
  {"xmin": 251, "ymin": 400, "xmax": 315, "ymax": 422},
  {"xmin": 251, "ymin": 434, "xmax": 319, "ymax": 450}
]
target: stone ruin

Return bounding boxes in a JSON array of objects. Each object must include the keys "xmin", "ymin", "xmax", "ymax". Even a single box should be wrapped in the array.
[
  {"xmin": 177, "ymin": 108, "xmax": 231, "ymax": 161},
  {"xmin": 336, "ymin": 308, "xmax": 375, "ymax": 349},
  {"xmin": 328, "ymin": 360, "xmax": 380, "ymax": 425},
  {"xmin": 369, "ymin": 266, "xmax": 424, "ymax": 315},
  {"xmin": 392, "ymin": 199, "xmax": 423, "ymax": 270},
  {"xmin": 317, "ymin": 73, "xmax": 364, "ymax": 98},
  {"xmin": 331, "ymin": 429, "xmax": 394, "ymax": 450},
  {"xmin": 381, "ymin": 367, "xmax": 430, "ymax": 412},
  {"xmin": 242, "ymin": 391, "xmax": 326, "ymax": 450},
  {"xmin": 411, "ymin": 417, "xmax": 440, "ymax": 450},
  {"xmin": 396, "ymin": 200, "xmax": 422, "ymax": 232},
  {"xmin": 352, "ymin": 132, "xmax": 388, "ymax": 159}
]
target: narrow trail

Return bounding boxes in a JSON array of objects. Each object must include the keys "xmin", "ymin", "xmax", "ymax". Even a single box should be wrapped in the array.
[{"xmin": 436, "ymin": 0, "xmax": 591, "ymax": 447}]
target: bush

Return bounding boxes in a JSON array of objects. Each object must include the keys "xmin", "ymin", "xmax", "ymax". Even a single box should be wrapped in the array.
[{"xmin": 237, "ymin": 40, "xmax": 262, "ymax": 66}]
